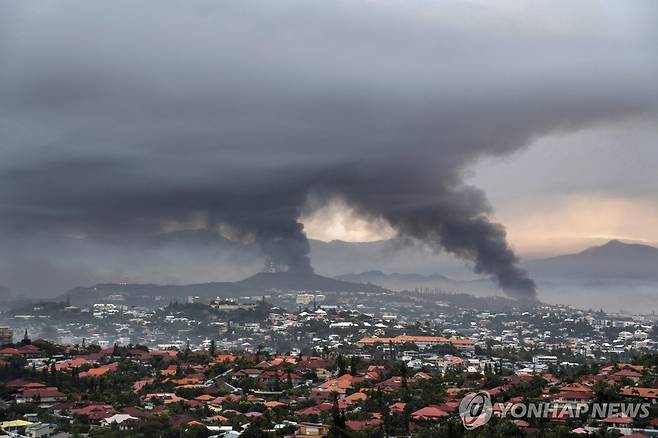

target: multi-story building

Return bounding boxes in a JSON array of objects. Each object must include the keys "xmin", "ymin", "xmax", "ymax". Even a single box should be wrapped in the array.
[
  {"xmin": 296, "ymin": 293, "xmax": 326, "ymax": 306},
  {"xmin": 533, "ymin": 355, "xmax": 559, "ymax": 366},
  {"xmin": 296, "ymin": 293, "xmax": 316, "ymax": 306},
  {"xmin": 0, "ymin": 327, "xmax": 13, "ymax": 345}
]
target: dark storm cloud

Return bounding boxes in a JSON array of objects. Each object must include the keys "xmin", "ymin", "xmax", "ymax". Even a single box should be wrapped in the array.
[{"xmin": 1, "ymin": 0, "xmax": 657, "ymax": 297}]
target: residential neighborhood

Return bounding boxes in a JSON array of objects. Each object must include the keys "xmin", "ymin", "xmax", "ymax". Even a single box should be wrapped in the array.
[{"xmin": 1, "ymin": 292, "xmax": 658, "ymax": 437}]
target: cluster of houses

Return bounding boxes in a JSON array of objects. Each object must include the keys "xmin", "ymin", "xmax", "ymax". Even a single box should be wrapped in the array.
[{"xmin": 0, "ymin": 336, "xmax": 657, "ymax": 437}]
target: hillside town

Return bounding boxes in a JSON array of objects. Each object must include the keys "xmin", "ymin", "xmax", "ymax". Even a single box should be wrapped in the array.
[
  {"xmin": 1, "ymin": 287, "xmax": 656, "ymax": 363},
  {"xmin": 1, "ymin": 291, "xmax": 657, "ymax": 437}
]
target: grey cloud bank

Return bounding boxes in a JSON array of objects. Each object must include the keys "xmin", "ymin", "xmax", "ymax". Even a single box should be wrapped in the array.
[{"xmin": 0, "ymin": 1, "xmax": 657, "ymax": 298}]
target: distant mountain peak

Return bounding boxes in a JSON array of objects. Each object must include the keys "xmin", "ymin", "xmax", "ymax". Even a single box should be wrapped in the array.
[
  {"xmin": 334, "ymin": 270, "xmax": 462, "ymax": 293},
  {"xmin": 527, "ymin": 239, "xmax": 658, "ymax": 279},
  {"xmin": 237, "ymin": 271, "xmax": 387, "ymax": 293},
  {"xmin": 353, "ymin": 270, "xmax": 386, "ymax": 276},
  {"xmin": 580, "ymin": 239, "xmax": 657, "ymax": 256}
]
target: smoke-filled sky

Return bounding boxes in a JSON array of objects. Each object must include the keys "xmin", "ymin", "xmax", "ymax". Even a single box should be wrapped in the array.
[{"xmin": 1, "ymin": 1, "xmax": 657, "ymax": 298}]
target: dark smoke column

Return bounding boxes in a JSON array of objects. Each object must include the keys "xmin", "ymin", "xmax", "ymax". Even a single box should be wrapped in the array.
[
  {"xmin": 383, "ymin": 208, "xmax": 536, "ymax": 300},
  {"xmin": 322, "ymin": 170, "xmax": 538, "ymax": 301},
  {"xmin": 386, "ymin": 201, "xmax": 536, "ymax": 300},
  {"xmin": 437, "ymin": 217, "xmax": 536, "ymax": 300},
  {"xmin": 255, "ymin": 221, "xmax": 313, "ymax": 274},
  {"xmin": 215, "ymin": 191, "xmax": 314, "ymax": 274}
]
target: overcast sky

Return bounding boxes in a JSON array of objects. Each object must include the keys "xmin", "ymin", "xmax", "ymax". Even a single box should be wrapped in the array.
[
  {"xmin": 1, "ymin": 1, "xmax": 657, "ymax": 295},
  {"xmin": 304, "ymin": 119, "xmax": 658, "ymax": 257},
  {"xmin": 469, "ymin": 118, "xmax": 658, "ymax": 256}
]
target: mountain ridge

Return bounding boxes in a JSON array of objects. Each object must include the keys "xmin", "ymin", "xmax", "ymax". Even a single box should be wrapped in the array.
[
  {"xmin": 55, "ymin": 240, "xmax": 658, "ymax": 308},
  {"xmin": 525, "ymin": 239, "xmax": 658, "ymax": 279},
  {"xmin": 63, "ymin": 271, "xmax": 387, "ymax": 306},
  {"xmin": 334, "ymin": 270, "xmax": 499, "ymax": 295}
]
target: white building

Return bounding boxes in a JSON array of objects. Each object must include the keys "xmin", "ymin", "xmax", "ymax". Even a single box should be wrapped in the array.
[{"xmin": 532, "ymin": 355, "xmax": 558, "ymax": 366}]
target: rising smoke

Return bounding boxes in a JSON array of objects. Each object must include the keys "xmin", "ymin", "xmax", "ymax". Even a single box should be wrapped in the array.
[{"xmin": 0, "ymin": 1, "xmax": 657, "ymax": 298}]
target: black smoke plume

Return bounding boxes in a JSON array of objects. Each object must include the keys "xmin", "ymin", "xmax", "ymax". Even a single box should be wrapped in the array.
[{"xmin": 0, "ymin": 1, "xmax": 656, "ymax": 297}]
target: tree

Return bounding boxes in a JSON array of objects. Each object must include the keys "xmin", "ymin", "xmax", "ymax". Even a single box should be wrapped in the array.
[
  {"xmin": 594, "ymin": 381, "xmax": 620, "ymax": 403},
  {"xmin": 337, "ymin": 354, "xmax": 347, "ymax": 375},
  {"xmin": 328, "ymin": 397, "xmax": 351, "ymax": 438},
  {"xmin": 240, "ymin": 416, "xmax": 273, "ymax": 438},
  {"xmin": 20, "ymin": 329, "xmax": 31, "ymax": 346},
  {"xmin": 286, "ymin": 369, "xmax": 293, "ymax": 389},
  {"xmin": 41, "ymin": 365, "xmax": 49, "ymax": 383},
  {"xmin": 399, "ymin": 362, "xmax": 408, "ymax": 388},
  {"xmin": 350, "ymin": 356, "xmax": 360, "ymax": 376},
  {"xmin": 388, "ymin": 340, "xmax": 396, "ymax": 361},
  {"xmin": 50, "ymin": 362, "xmax": 58, "ymax": 387},
  {"xmin": 483, "ymin": 363, "xmax": 501, "ymax": 388},
  {"xmin": 183, "ymin": 424, "xmax": 212, "ymax": 438}
]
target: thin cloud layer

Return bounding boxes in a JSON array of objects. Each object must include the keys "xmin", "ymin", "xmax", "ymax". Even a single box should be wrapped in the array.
[{"xmin": 0, "ymin": 1, "xmax": 657, "ymax": 298}]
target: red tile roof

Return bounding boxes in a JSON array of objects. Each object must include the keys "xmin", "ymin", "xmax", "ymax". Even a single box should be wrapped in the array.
[
  {"xmin": 21, "ymin": 387, "xmax": 66, "ymax": 399},
  {"xmin": 411, "ymin": 405, "xmax": 449, "ymax": 420}
]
